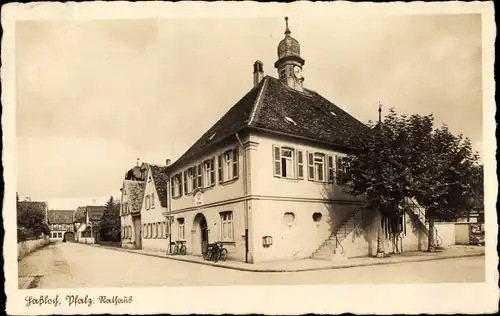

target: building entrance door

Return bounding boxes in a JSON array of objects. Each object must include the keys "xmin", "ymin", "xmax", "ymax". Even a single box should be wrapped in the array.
[
  {"xmin": 133, "ymin": 217, "xmax": 142, "ymax": 249},
  {"xmin": 200, "ymin": 216, "xmax": 208, "ymax": 255}
]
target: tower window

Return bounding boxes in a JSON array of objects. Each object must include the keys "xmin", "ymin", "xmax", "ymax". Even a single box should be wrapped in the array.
[{"xmin": 280, "ymin": 68, "xmax": 286, "ymax": 80}]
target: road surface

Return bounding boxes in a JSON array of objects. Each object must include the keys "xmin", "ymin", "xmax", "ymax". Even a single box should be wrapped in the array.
[{"xmin": 20, "ymin": 242, "xmax": 485, "ymax": 288}]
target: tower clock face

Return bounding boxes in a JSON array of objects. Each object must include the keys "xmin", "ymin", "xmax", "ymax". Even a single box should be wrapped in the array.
[{"xmin": 293, "ymin": 66, "xmax": 302, "ymax": 79}]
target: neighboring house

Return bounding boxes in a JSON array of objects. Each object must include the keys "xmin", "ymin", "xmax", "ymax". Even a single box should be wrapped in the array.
[
  {"xmin": 47, "ymin": 210, "xmax": 75, "ymax": 242},
  {"xmin": 120, "ymin": 163, "xmax": 169, "ymax": 251},
  {"xmin": 74, "ymin": 205, "xmax": 105, "ymax": 244},
  {"xmin": 162, "ymin": 18, "xmax": 429, "ymax": 263},
  {"xmin": 120, "ymin": 172, "xmax": 146, "ymax": 249}
]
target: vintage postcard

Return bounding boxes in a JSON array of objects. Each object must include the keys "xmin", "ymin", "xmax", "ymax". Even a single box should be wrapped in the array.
[{"xmin": 2, "ymin": 1, "xmax": 498, "ymax": 315}]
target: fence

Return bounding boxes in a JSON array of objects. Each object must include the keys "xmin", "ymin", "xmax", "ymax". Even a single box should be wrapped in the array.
[{"xmin": 17, "ymin": 236, "xmax": 50, "ymax": 260}]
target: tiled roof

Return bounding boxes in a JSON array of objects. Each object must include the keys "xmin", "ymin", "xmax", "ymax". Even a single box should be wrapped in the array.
[
  {"xmin": 149, "ymin": 165, "xmax": 169, "ymax": 208},
  {"xmin": 86, "ymin": 205, "xmax": 105, "ymax": 221},
  {"xmin": 123, "ymin": 180, "xmax": 145, "ymax": 213},
  {"xmin": 169, "ymin": 76, "xmax": 370, "ymax": 169},
  {"xmin": 47, "ymin": 210, "xmax": 74, "ymax": 224}
]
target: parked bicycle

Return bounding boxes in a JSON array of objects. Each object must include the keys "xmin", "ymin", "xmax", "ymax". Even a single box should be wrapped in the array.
[
  {"xmin": 169, "ymin": 240, "xmax": 187, "ymax": 255},
  {"xmin": 203, "ymin": 242, "xmax": 228, "ymax": 262}
]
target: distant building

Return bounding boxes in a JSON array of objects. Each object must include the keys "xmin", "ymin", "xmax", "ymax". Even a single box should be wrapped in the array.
[
  {"xmin": 74, "ymin": 205, "xmax": 105, "ymax": 243},
  {"xmin": 120, "ymin": 163, "xmax": 169, "ymax": 251},
  {"xmin": 47, "ymin": 210, "xmax": 75, "ymax": 242}
]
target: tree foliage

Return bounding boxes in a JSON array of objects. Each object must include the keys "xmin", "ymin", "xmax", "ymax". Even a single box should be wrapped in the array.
[
  {"xmin": 98, "ymin": 196, "xmax": 121, "ymax": 242},
  {"xmin": 17, "ymin": 195, "xmax": 50, "ymax": 241},
  {"xmin": 342, "ymin": 107, "xmax": 482, "ymax": 253}
]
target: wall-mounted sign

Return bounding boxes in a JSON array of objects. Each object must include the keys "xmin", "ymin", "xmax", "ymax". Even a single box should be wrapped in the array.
[{"xmin": 194, "ymin": 191, "xmax": 204, "ymax": 206}]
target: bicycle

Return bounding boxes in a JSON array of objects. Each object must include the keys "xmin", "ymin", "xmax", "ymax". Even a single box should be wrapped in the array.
[
  {"xmin": 169, "ymin": 241, "xmax": 187, "ymax": 255},
  {"xmin": 204, "ymin": 242, "xmax": 228, "ymax": 262}
]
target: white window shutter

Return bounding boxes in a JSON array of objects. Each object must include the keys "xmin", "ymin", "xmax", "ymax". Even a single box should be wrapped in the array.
[
  {"xmin": 232, "ymin": 148, "xmax": 239, "ymax": 179},
  {"xmin": 327, "ymin": 155, "xmax": 334, "ymax": 182},
  {"xmin": 297, "ymin": 150, "xmax": 304, "ymax": 179},
  {"xmin": 273, "ymin": 145, "xmax": 281, "ymax": 177},
  {"xmin": 217, "ymin": 155, "xmax": 223, "ymax": 183},
  {"xmin": 307, "ymin": 151, "xmax": 314, "ymax": 180}
]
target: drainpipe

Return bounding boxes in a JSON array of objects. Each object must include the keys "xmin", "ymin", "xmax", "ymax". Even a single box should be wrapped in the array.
[
  {"xmin": 235, "ymin": 132, "xmax": 249, "ymax": 263},
  {"xmin": 167, "ymin": 174, "xmax": 172, "ymax": 252}
]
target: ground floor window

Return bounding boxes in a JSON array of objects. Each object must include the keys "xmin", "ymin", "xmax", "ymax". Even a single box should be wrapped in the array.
[
  {"xmin": 57, "ymin": 232, "xmax": 63, "ymax": 238},
  {"xmin": 220, "ymin": 211, "xmax": 234, "ymax": 241},
  {"xmin": 177, "ymin": 218, "xmax": 185, "ymax": 240}
]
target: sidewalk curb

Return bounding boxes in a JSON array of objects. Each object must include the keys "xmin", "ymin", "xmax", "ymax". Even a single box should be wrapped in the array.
[{"xmin": 87, "ymin": 243, "xmax": 485, "ymax": 273}]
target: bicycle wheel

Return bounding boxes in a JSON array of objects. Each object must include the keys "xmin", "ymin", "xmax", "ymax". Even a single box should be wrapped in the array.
[
  {"xmin": 203, "ymin": 248, "xmax": 211, "ymax": 261},
  {"xmin": 212, "ymin": 249, "xmax": 220, "ymax": 263},
  {"xmin": 180, "ymin": 245, "xmax": 187, "ymax": 255},
  {"xmin": 219, "ymin": 248, "xmax": 228, "ymax": 262},
  {"xmin": 173, "ymin": 244, "xmax": 179, "ymax": 255}
]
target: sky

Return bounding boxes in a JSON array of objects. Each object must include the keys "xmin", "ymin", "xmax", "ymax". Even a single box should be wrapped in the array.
[{"xmin": 15, "ymin": 13, "xmax": 483, "ymax": 208}]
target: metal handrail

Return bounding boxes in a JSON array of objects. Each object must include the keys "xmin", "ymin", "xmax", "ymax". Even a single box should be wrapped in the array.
[{"xmin": 335, "ymin": 235, "xmax": 345, "ymax": 255}]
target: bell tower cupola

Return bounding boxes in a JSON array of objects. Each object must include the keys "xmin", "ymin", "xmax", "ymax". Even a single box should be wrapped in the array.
[{"xmin": 274, "ymin": 17, "xmax": 305, "ymax": 92}]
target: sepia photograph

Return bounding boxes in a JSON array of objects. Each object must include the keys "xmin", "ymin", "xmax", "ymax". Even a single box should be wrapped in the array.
[{"xmin": 2, "ymin": 1, "xmax": 497, "ymax": 315}]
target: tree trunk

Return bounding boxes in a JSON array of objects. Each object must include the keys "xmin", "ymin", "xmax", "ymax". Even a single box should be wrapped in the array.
[
  {"xmin": 427, "ymin": 217, "xmax": 436, "ymax": 252},
  {"xmin": 376, "ymin": 214, "xmax": 386, "ymax": 257}
]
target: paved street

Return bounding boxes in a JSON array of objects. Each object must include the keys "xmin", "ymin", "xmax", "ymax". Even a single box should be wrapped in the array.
[{"xmin": 21, "ymin": 242, "xmax": 485, "ymax": 288}]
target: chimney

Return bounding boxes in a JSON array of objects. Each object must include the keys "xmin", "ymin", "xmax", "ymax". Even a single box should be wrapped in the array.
[
  {"xmin": 166, "ymin": 159, "xmax": 171, "ymax": 166},
  {"xmin": 253, "ymin": 60, "xmax": 264, "ymax": 87}
]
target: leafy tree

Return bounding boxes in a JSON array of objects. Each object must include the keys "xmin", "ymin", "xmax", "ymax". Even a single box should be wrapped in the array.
[
  {"xmin": 99, "ymin": 196, "xmax": 121, "ymax": 242},
  {"xmin": 412, "ymin": 125, "xmax": 480, "ymax": 251},
  {"xmin": 343, "ymin": 108, "xmax": 432, "ymax": 256},
  {"xmin": 17, "ymin": 201, "xmax": 50, "ymax": 240}
]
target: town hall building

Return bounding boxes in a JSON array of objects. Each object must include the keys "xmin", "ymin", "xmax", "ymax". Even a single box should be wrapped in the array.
[{"xmin": 120, "ymin": 18, "xmax": 429, "ymax": 264}]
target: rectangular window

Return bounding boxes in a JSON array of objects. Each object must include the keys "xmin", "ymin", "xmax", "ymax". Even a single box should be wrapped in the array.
[
  {"xmin": 143, "ymin": 224, "xmax": 147, "ymax": 238},
  {"xmin": 58, "ymin": 232, "xmax": 63, "ymax": 238},
  {"xmin": 204, "ymin": 158, "xmax": 216, "ymax": 187},
  {"xmin": 151, "ymin": 193, "xmax": 155, "ymax": 207},
  {"xmin": 196, "ymin": 164, "xmax": 203, "ymax": 189},
  {"xmin": 174, "ymin": 174, "xmax": 183, "ymax": 197},
  {"xmin": 281, "ymin": 148, "xmax": 295, "ymax": 178},
  {"xmin": 159, "ymin": 222, "xmax": 164, "ymax": 238},
  {"xmin": 220, "ymin": 211, "xmax": 234, "ymax": 241},
  {"xmin": 153, "ymin": 223, "xmax": 157, "ymax": 238},
  {"xmin": 314, "ymin": 153, "xmax": 325, "ymax": 182},
  {"xmin": 327, "ymin": 155, "xmax": 335, "ymax": 182},
  {"xmin": 178, "ymin": 218, "xmax": 185, "ymax": 240},
  {"xmin": 221, "ymin": 148, "xmax": 239, "ymax": 182}
]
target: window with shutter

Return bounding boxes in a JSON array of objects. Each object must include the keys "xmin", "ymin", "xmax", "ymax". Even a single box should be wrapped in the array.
[
  {"xmin": 171, "ymin": 177, "xmax": 175, "ymax": 197},
  {"xmin": 217, "ymin": 155, "xmax": 223, "ymax": 183},
  {"xmin": 183, "ymin": 170, "xmax": 188, "ymax": 194},
  {"xmin": 273, "ymin": 145, "xmax": 281, "ymax": 177},
  {"xmin": 196, "ymin": 164, "xmax": 203, "ymax": 189},
  {"xmin": 307, "ymin": 152, "xmax": 314, "ymax": 180},
  {"xmin": 297, "ymin": 150, "xmax": 304, "ymax": 179}
]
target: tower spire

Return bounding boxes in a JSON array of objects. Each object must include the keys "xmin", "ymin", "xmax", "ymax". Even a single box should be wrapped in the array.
[
  {"xmin": 285, "ymin": 17, "xmax": 291, "ymax": 35},
  {"xmin": 378, "ymin": 102, "xmax": 383, "ymax": 124}
]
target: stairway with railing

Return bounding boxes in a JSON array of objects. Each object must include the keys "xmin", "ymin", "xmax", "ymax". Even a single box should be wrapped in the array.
[
  {"xmin": 311, "ymin": 203, "xmax": 373, "ymax": 260},
  {"xmin": 405, "ymin": 199, "xmax": 443, "ymax": 248}
]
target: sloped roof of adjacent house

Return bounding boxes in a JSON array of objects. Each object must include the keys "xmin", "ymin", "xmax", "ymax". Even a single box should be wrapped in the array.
[
  {"xmin": 149, "ymin": 164, "xmax": 169, "ymax": 208},
  {"xmin": 123, "ymin": 180, "xmax": 145, "ymax": 212},
  {"xmin": 168, "ymin": 76, "xmax": 371, "ymax": 169},
  {"xmin": 47, "ymin": 209, "xmax": 74, "ymax": 224}
]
